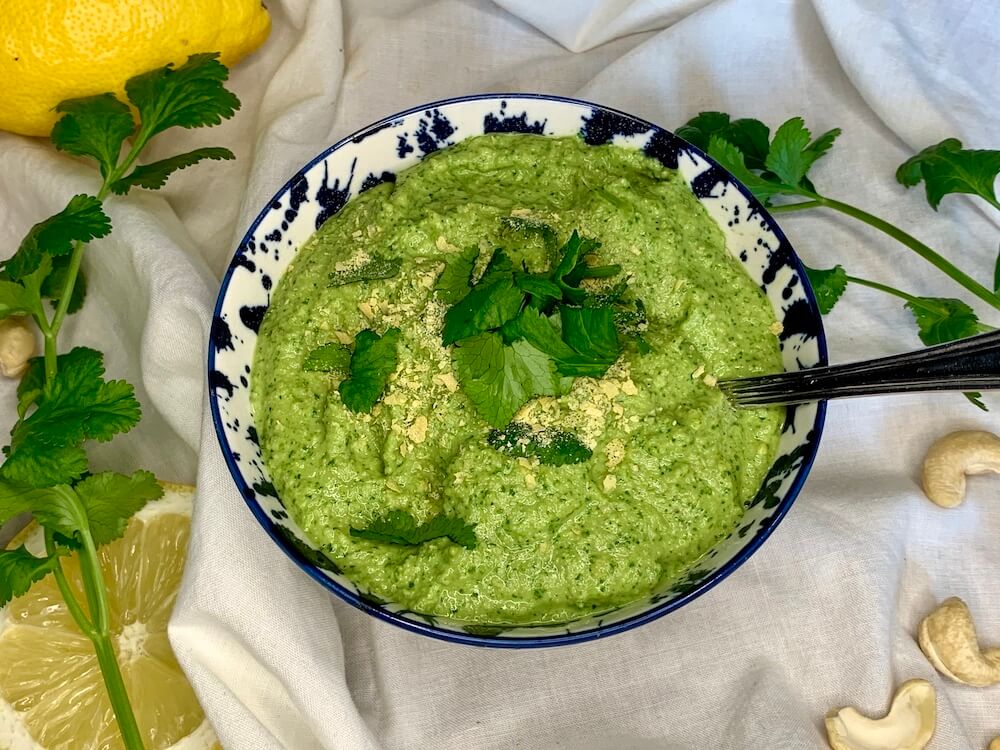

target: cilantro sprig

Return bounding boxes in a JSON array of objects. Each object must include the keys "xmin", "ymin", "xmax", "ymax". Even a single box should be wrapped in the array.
[
  {"xmin": 350, "ymin": 509, "xmax": 477, "ymax": 549},
  {"xmin": 438, "ymin": 230, "xmax": 637, "ymax": 429},
  {"xmin": 683, "ymin": 111, "xmax": 1000, "ymax": 409},
  {"xmin": 0, "ymin": 54, "xmax": 240, "ymax": 750}
]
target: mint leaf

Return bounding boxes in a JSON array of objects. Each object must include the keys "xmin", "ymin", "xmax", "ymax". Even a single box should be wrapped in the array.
[
  {"xmin": 350, "ymin": 509, "xmax": 477, "ymax": 550},
  {"xmin": 896, "ymin": 138, "xmax": 1000, "ymax": 210},
  {"xmin": 560, "ymin": 306, "xmax": 619, "ymax": 368},
  {"xmin": 708, "ymin": 136, "xmax": 790, "ymax": 202},
  {"xmin": 434, "ymin": 246, "xmax": 479, "ymax": 304},
  {"xmin": 487, "ymin": 422, "xmax": 592, "ymax": 466},
  {"xmin": 339, "ymin": 328, "xmax": 400, "ymax": 413},
  {"xmin": 804, "ymin": 264, "xmax": 848, "ymax": 315},
  {"xmin": 441, "ymin": 272, "xmax": 524, "ymax": 346},
  {"xmin": 51, "ymin": 94, "xmax": 135, "ymax": 178},
  {"xmin": 4, "ymin": 196, "xmax": 111, "ymax": 281},
  {"xmin": 110, "ymin": 147, "xmax": 235, "ymax": 195},
  {"xmin": 2, "ymin": 347, "xmax": 141, "ymax": 486},
  {"xmin": 74, "ymin": 471, "xmax": 163, "ymax": 546},
  {"xmin": 125, "ymin": 52, "xmax": 240, "ymax": 137},
  {"xmin": 329, "ymin": 254, "xmax": 401, "ymax": 287},
  {"xmin": 303, "ymin": 343, "xmax": 351, "ymax": 374},
  {"xmin": 40, "ymin": 256, "xmax": 87, "ymax": 314},
  {"xmin": 0, "ymin": 546, "xmax": 63, "ymax": 607},
  {"xmin": 904, "ymin": 297, "xmax": 986, "ymax": 345}
]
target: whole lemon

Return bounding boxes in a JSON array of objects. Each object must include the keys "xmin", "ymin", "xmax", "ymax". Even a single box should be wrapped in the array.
[{"xmin": 1, "ymin": 0, "xmax": 271, "ymax": 136}]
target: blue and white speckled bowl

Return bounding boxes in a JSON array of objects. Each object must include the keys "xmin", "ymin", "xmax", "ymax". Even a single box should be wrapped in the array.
[{"xmin": 209, "ymin": 95, "xmax": 827, "ymax": 647}]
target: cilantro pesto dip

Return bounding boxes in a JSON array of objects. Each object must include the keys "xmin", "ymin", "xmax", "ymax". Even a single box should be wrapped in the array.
[{"xmin": 251, "ymin": 133, "xmax": 784, "ymax": 624}]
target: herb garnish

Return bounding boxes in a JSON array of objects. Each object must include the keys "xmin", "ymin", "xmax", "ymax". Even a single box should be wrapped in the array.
[
  {"xmin": 680, "ymin": 111, "xmax": 1000, "ymax": 410},
  {"xmin": 338, "ymin": 327, "xmax": 401, "ymax": 413},
  {"xmin": 350, "ymin": 509, "xmax": 477, "ymax": 549},
  {"xmin": 0, "ymin": 54, "xmax": 239, "ymax": 750},
  {"xmin": 433, "ymin": 245, "xmax": 479, "ymax": 303},
  {"xmin": 329, "ymin": 254, "xmax": 401, "ymax": 286},
  {"xmin": 486, "ymin": 422, "xmax": 592, "ymax": 466},
  {"xmin": 439, "ymin": 230, "xmax": 638, "ymax": 429}
]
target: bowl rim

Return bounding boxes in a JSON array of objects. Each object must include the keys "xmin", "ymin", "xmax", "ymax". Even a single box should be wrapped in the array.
[{"xmin": 209, "ymin": 92, "xmax": 829, "ymax": 648}]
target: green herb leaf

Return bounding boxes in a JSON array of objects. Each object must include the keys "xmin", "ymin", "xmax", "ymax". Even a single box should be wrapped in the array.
[
  {"xmin": 350, "ymin": 509, "xmax": 477, "ymax": 550},
  {"xmin": 503, "ymin": 307, "xmax": 613, "ymax": 378},
  {"xmin": 1, "ymin": 348, "xmax": 141, "ymax": 486},
  {"xmin": 74, "ymin": 471, "xmax": 163, "ymax": 546},
  {"xmin": 339, "ymin": 328, "xmax": 400, "ymax": 413},
  {"xmin": 803, "ymin": 264, "xmax": 848, "ymax": 315},
  {"xmin": 441, "ymin": 271, "xmax": 524, "ymax": 346},
  {"xmin": 0, "ymin": 481, "xmax": 87, "ymax": 538},
  {"xmin": 708, "ymin": 136, "xmax": 789, "ymax": 202},
  {"xmin": 486, "ymin": 422, "xmax": 592, "ymax": 466},
  {"xmin": 433, "ymin": 246, "xmax": 479, "ymax": 304},
  {"xmin": 329, "ymin": 254, "xmax": 402, "ymax": 287},
  {"xmin": 4, "ymin": 196, "xmax": 111, "ymax": 281},
  {"xmin": 0, "ymin": 545, "xmax": 64, "ymax": 607},
  {"xmin": 896, "ymin": 138, "xmax": 1000, "ymax": 210},
  {"xmin": 559, "ymin": 306, "xmax": 619, "ymax": 368},
  {"xmin": 110, "ymin": 147, "xmax": 235, "ymax": 195},
  {"xmin": 964, "ymin": 392, "xmax": 987, "ymax": 411},
  {"xmin": 765, "ymin": 117, "xmax": 816, "ymax": 187},
  {"xmin": 676, "ymin": 111, "xmax": 732, "ymax": 150},
  {"xmin": 0, "ymin": 283, "xmax": 40, "ymax": 319},
  {"xmin": 303, "ymin": 343, "xmax": 352, "ymax": 374},
  {"xmin": 677, "ymin": 112, "xmax": 771, "ymax": 170},
  {"xmin": 40, "ymin": 256, "xmax": 87, "ymax": 314},
  {"xmin": 514, "ymin": 273, "xmax": 563, "ymax": 304},
  {"xmin": 452, "ymin": 332, "xmax": 560, "ymax": 428},
  {"xmin": 125, "ymin": 52, "xmax": 241, "ymax": 138},
  {"xmin": 904, "ymin": 297, "xmax": 986, "ymax": 345},
  {"xmin": 51, "ymin": 94, "xmax": 135, "ymax": 178}
]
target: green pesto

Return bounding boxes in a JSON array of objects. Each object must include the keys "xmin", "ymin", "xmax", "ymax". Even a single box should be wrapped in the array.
[{"xmin": 251, "ymin": 134, "xmax": 784, "ymax": 625}]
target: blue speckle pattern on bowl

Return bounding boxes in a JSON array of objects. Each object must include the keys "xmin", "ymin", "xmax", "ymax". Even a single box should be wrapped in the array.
[{"xmin": 208, "ymin": 94, "xmax": 828, "ymax": 647}]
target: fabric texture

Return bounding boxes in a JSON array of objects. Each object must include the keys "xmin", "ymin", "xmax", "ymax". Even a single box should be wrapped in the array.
[{"xmin": 1, "ymin": 1, "xmax": 998, "ymax": 747}]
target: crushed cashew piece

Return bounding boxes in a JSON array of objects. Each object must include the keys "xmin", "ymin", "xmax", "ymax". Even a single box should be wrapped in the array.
[
  {"xmin": 602, "ymin": 475, "xmax": 617, "ymax": 492},
  {"xmin": 433, "ymin": 372, "xmax": 459, "ymax": 392},
  {"xmin": 620, "ymin": 379, "xmax": 638, "ymax": 396},
  {"xmin": 357, "ymin": 301, "xmax": 375, "ymax": 320},
  {"xmin": 691, "ymin": 365, "xmax": 705, "ymax": 380},
  {"xmin": 703, "ymin": 374, "xmax": 718, "ymax": 388},
  {"xmin": 769, "ymin": 320, "xmax": 784, "ymax": 336},
  {"xmin": 435, "ymin": 235, "xmax": 458, "ymax": 252}
]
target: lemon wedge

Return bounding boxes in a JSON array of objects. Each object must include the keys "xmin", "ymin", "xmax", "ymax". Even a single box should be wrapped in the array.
[{"xmin": 0, "ymin": 482, "xmax": 220, "ymax": 750}]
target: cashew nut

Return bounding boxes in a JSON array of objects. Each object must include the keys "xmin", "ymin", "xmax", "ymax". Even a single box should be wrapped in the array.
[
  {"xmin": 825, "ymin": 679, "xmax": 935, "ymax": 750},
  {"xmin": 921, "ymin": 430, "xmax": 1000, "ymax": 507},
  {"xmin": 0, "ymin": 316, "xmax": 36, "ymax": 377},
  {"xmin": 918, "ymin": 597, "xmax": 1000, "ymax": 686},
  {"xmin": 990, "ymin": 738, "xmax": 1000, "ymax": 750}
]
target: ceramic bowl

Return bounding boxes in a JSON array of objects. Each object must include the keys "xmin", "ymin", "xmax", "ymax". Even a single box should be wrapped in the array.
[{"xmin": 209, "ymin": 94, "xmax": 827, "ymax": 647}]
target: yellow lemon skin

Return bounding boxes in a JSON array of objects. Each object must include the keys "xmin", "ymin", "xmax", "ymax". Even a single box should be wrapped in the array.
[{"xmin": 0, "ymin": 0, "xmax": 271, "ymax": 136}]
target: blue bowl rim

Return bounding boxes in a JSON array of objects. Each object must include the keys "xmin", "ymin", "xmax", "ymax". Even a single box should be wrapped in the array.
[{"xmin": 208, "ymin": 92, "xmax": 829, "ymax": 648}]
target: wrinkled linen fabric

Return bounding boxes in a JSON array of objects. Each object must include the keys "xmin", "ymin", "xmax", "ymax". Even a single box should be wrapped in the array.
[{"xmin": 1, "ymin": 0, "xmax": 998, "ymax": 747}]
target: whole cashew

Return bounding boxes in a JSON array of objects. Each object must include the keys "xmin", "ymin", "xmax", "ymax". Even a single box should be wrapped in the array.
[
  {"xmin": 990, "ymin": 738, "xmax": 999, "ymax": 750},
  {"xmin": 921, "ymin": 430, "xmax": 1000, "ymax": 507},
  {"xmin": 825, "ymin": 679, "xmax": 936, "ymax": 750},
  {"xmin": 0, "ymin": 316, "xmax": 36, "ymax": 377},
  {"xmin": 918, "ymin": 597, "xmax": 1000, "ymax": 687}
]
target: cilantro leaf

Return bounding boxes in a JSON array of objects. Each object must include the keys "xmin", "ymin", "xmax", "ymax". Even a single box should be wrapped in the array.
[
  {"xmin": 676, "ymin": 112, "xmax": 732, "ymax": 150},
  {"xmin": 765, "ymin": 117, "xmax": 816, "ymax": 187},
  {"xmin": 503, "ymin": 307, "xmax": 613, "ymax": 378},
  {"xmin": 4, "ymin": 196, "xmax": 111, "ymax": 281},
  {"xmin": 564, "ymin": 264, "xmax": 621, "ymax": 285},
  {"xmin": 677, "ymin": 112, "xmax": 771, "ymax": 170},
  {"xmin": 487, "ymin": 422, "xmax": 592, "ymax": 466},
  {"xmin": 329, "ymin": 254, "xmax": 402, "ymax": 287},
  {"xmin": 350, "ymin": 509, "xmax": 477, "ymax": 549},
  {"xmin": 0, "ymin": 480, "xmax": 87, "ymax": 538},
  {"xmin": 452, "ymin": 332, "xmax": 558, "ymax": 428},
  {"xmin": 896, "ymin": 138, "xmax": 1000, "ymax": 210},
  {"xmin": 2, "ymin": 347, "xmax": 141, "ymax": 486},
  {"xmin": 74, "ymin": 471, "xmax": 163, "ymax": 546},
  {"xmin": 559, "ymin": 306, "xmax": 619, "ymax": 368},
  {"xmin": 110, "ymin": 147, "xmax": 235, "ymax": 195},
  {"xmin": 514, "ymin": 273, "xmax": 563, "ymax": 304},
  {"xmin": 708, "ymin": 136, "xmax": 790, "ymax": 202},
  {"xmin": 125, "ymin": 53, "xmax": 241, "ymax": 138},
  {"xmin": 0, "ymin": 546, "xmax": 63, "ymax": 607},
  {"xmin": 441, "ymin": 271, "xmax": 524, "ymax": 346},
  {"xmin": 803, "ymin": 264, "xmax": 848, "ymax": 315},
  {"xmin": 39, "ymin": 255, "xmax": 87, "ymax": 314},
  {"xmin": 303, "ymin": 343, "xmax": 352, "ymax": 374},
  {"xmin": 339, "ymin": 328, "xmax": 400, "ymax": 413},
  {"xmin": 434, "ymin": 246, "xmax": 479, "ymax": 304},
  {"xmin": 0, "ymin": 283, "xmax": 40, "ymax": 319},
  {"xmin": 51, "ymin": 94, "xmax": 135, "ymax": 178},
  {"xmin": 904, "ymin": 297, "xmax": 986, "ymax": 345}
]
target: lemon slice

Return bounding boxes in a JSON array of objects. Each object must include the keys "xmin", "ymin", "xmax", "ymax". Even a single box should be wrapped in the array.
[{"xmin": 0, "ymin": 482, "xmax": 220, "ymax": 750}]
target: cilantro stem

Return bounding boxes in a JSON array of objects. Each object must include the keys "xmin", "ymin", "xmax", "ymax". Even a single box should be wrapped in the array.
[
  {"xmin": 845, "ymin": 273, "xmax": 997, "ymax": 329},
  {"xmin": 43, "ymin": 529, "xmax": 98, "ymax": 640},
  {"xmin": 810, "ymin": 195, "xmax": 1000, "ymax": 310},
  {"xmin": 769, "ymin": 200, "xmax": 823, "ymax": 214}
]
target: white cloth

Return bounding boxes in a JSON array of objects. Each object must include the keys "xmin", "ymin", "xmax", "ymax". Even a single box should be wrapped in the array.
[{"xmin": 2, "ymin": 0, "xmax": 998, "ymax": 747}]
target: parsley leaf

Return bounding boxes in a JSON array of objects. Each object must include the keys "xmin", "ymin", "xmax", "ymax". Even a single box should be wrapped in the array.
[
  {"xmin": 329, "ymin": 254, "xmax": 402, "ymax": 287},
  {"xmin": 486, "ymin": 422, "xmax": 592, "ymax": 466},
  {"xmin": 896, "ymin": 138, "xmax": 1000, "ymax": 210},
  {"xmin": 110, "ymin": 147, "xmax": 235, "ymax": 195},
  {"xmin": 434, "ymin": 246, "xmax": 479, "ymax": 303},
  {"xmin": 125, "ymin": 52, "xmax": 241, "ymax": 137},
  {"xmin": 3, "ymin": 196, "xmax": 111, "ymax": 281},
  {"xmin": 904, "ymin": 297, "xmax": 986, "ymax": 345},
  {"xmin": 0, "ymin": 546, "xmax": 64, "ymax": 607},
  {"xmin": 803, "ymin": 264, "xmax": 848, "ymax": 315},
  {"xmin": 303, "ymin": 343, "xmax": 352, "ymax": 374},
  {"xmin": 51, "ymin": 94, "xmax": 135, "ymax": 178},
  {"xmin": 339, "ymin": 328, "xmax": 400, "ymax": 413},
  {"xmin": 74, "ymin": 471, "xmax": 163, "ymax": 546},
  {"xmin": 452, "ymin": 332, "xmax": 559, "ymax": 428},
  {"xmin": 2, "ymin": 347, "xmax": 141, "ymax": 486},
  {"xmin": 350, "ymin": 509, "xmax": 477, "ymax": 550}
]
